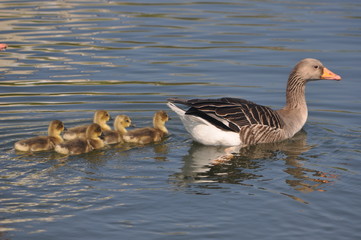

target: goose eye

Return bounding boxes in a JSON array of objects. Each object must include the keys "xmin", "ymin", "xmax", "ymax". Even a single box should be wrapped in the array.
[{"xmin": 313, "ymin": 65, "xmax": 319, "ymax": 69}]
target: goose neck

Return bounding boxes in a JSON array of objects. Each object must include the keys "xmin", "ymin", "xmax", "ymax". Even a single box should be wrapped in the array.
[
  {"xmin": 115, "ymin": 123, "xmax": 128, "ymax": 134},
  {"xmin": 284, "ymin": 73, "xmax": 307, "ymax": 110},
  {"xmin": 153, "ymin": 119, "xmax": 168, "ymax": 134}
]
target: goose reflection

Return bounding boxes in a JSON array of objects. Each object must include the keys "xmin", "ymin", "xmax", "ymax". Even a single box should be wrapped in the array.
[{"xmin": 173, "ymin": 130, "xmax": 336, "ymax": 193}]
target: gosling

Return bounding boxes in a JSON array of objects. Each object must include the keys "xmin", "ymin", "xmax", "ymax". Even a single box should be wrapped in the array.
[
  {"xmin": 63, "ymin": 110, "xmax": 111, "ymax": 140},
  {"xmin": 123, "ymin": 111, "xmax": 169, "ymax": 145},
  {"xmin": 103, "ymin": 115, "xmax": 133, "ymax": 145},
  {"xmin": 14, "ymin": 120, "xmax": 65, "ymax": 152},
  {"xmin": 55, "ymin": 123, "xmax": 104, "ymax": 155}
]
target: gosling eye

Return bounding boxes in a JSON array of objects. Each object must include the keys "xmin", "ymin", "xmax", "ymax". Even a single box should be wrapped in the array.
[{"xmin": 313, "ymin": 65, "xmax": 320, "ymax": 69}]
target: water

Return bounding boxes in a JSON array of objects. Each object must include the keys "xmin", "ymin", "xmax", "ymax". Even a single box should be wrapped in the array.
[{"xmin": 0, "ymin": 0, "xmax": 360, "ymax": 239}]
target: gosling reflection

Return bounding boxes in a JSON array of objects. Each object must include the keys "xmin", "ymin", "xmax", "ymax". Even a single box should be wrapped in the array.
[{"xmin": 174, "ymin": 131, "xmax": 336, "ymax": 193}]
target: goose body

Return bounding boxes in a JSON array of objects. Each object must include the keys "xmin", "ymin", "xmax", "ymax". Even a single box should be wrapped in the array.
[
  {"xmin": 103, "ymin": 115, "xmax": 132, "ymax": 144},
  {"xmin": 63, "ymin": 110, "xmax": 111, "ymax": 140},
  {"xmin": 167, "ymin": 58, "xmax": 341, "ymax": 146},
  {"xmin": 14, "ymin": 120, "xmax": 65, "ymax": 152},
  {"xmin": 55, "ymin": 123, "xmax": 104, "ymax": 155},
  {"xmin": 123, "ymin": 111, "xmax": 169, "ymax": 145}
]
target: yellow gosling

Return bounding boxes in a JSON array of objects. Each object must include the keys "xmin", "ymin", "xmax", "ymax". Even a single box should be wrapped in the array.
[
  {"xmin": 63, "ymin": 110, "xmax": 111, "ymax": 140},
  {"xmin": 55, "ymin": 123, "xmax": 104, "ymax": 155},
  {"xmin": 14, "ymin": 120, "xmax": 65, "ymax": 152},
  {"xmin": 103, "ymin": 115, "xmax": 132, "ymax": 145},
  {"xmin": 123, "ymin": 111, "xmax": 169, "ymax": 145}
]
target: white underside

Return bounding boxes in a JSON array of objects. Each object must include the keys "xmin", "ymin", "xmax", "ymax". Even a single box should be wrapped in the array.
[
  {"xmin": 55, "ymin": 144, "xmax": 69, "ymax": 155},
  {"xmin": 14, "ymin": 142, "xmax": 30, "ymax": 152},
  {"xmin": 167, "ymin": 102, "xmax": 242, "ymax": 146}
]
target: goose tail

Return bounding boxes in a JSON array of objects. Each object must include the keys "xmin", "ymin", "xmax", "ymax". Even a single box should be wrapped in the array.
[{"xmin": 167, "ymin": 101, "xmax": 186, "ymax": 117}]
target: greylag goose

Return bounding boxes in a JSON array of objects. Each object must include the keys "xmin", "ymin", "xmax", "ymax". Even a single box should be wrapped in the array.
[
  {"xmin": 167, "ymin": 58, "xmax": 341, "ymax": 146},
  {"xmin": 103, "ymin": 115, "xmax": 133, "ymax": 144},
  {"xmin": 14, "ymin": 120, "xmax": 66, "ymax": 152},
  {"xmin": 123, "ymin": 111, "xmax": 170, "ymax": 145},
  {"xmin": 55, "ymin": 123, "xmax": 104, "ymax": 155},
  {"xmin": 63, "ymin": 110, "xmax": 111, "ymax": 140}
]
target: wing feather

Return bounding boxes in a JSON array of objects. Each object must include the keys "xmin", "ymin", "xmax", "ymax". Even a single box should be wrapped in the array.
[{"xmin": 168, "ymin": 97, "xmax": 284, "ymax": 132}]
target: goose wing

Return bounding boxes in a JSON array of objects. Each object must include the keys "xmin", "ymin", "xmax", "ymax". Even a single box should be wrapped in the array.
[{"xmin": 168, "ymin": 97, "xmax": 284, "ymax": 132}]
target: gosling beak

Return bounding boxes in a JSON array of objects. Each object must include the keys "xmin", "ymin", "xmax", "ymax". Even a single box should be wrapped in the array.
[{"xmin": 321, "ymin": 67, "xmax": 342, "ymax": 81}]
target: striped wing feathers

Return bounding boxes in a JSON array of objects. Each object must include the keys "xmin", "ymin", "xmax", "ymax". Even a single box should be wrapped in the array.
[{"xmin": 169, "ymin": 97, "xmax": 284, "ymax": 132}]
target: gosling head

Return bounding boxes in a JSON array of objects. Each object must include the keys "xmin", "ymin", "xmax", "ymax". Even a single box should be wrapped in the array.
[
  {"xmin": 86, "ymin": 123, "xmax": 103, "ymax": 139},
  {"xmin": 113, "ymin": 115, "xmax": 132, "ymax": 134},
  {"xmin": 154, "ymin": 110, "xmax": 170, "ymax": 123},
  {"xmin": 94, "ymin": 110, "xmax": 111, "ymax": 123},
  {"xmin": 49, "ymin": 120, "xmax": 66, "ymax": 136},
  {"xmin": 117, "ymin": 115, "xmax": 132, "ymax": 128}
]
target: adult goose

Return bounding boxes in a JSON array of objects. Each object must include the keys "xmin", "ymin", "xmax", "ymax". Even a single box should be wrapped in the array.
[
  {"xmin": 14, "ymin": 120, "xmax": 66, "ymax": 152},
  {"xmin": 167, "ymin": 58, "xmax": 341, "ymax": 146},
  {"xmin": 63, "ymin": 110, "xmax": 111, "ymax": 140}
]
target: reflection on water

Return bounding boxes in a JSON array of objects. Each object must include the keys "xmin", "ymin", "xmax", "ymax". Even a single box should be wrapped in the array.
[{"xmin": 172, "ymin": 131, "xmax": 337, "ymax": 201}]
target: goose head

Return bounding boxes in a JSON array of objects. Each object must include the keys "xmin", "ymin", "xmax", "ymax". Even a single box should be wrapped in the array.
[
  {"xmin": 86, "ymin": 123, "xmax": 103, "ymax": 139},
  {"xmin": 48, "ymin": 120, "xmax": 66, "ymax": 137},
  {"xmin": 114, "ymin": 115, "xmax": 132, "ymax": 133},
  {"xmin": 94, "ymin": 110, "xmax": 111, "ymax": 130},
  {"xmin": 292, "ymin": 58, "xmax": 341, "ymax": 82},
  {"xmin": 154, "ymin": 110, "xmax": 170, "ymax": 124}
]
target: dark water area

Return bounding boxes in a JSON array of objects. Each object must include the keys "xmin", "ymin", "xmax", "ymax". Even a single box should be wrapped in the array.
[{"xmin": 0, "ymin": 0, "xmax": 360, "ymax": 239}]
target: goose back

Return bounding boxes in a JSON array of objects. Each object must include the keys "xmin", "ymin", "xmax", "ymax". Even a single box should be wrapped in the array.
[{"xmin": 123, "ymin": 127, "xmax": 165, "ymax": 145}]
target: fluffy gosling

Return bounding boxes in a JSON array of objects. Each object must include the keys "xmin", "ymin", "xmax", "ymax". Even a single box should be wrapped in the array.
[
  {"xmin": 14, "ymin": 120, "xmax": 65, "ymax": 152},
  {"xmin": 63, "ymin": 110, "xmax": 111, "ymax": 140},
  {"xmin": 55, "ymin": 123, "xmax": 104, "ymax": 155},
  {"xmin": 103, "ymin": 115, "xmax": 133, "ymax": 145},
  {"xmin": 123, "ymin": 111, "xmax": 169, "ymax": 145}
]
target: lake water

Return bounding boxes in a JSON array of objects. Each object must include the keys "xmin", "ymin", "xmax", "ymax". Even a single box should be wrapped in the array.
[{"xmin": 0, "ymin": 0, "xmax": 360, "ymax": 239}]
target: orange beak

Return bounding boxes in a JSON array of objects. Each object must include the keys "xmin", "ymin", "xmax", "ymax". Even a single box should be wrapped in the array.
[{"xmin": 321, "ymin": 67, "xmax": 342, "ymax": 80}]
